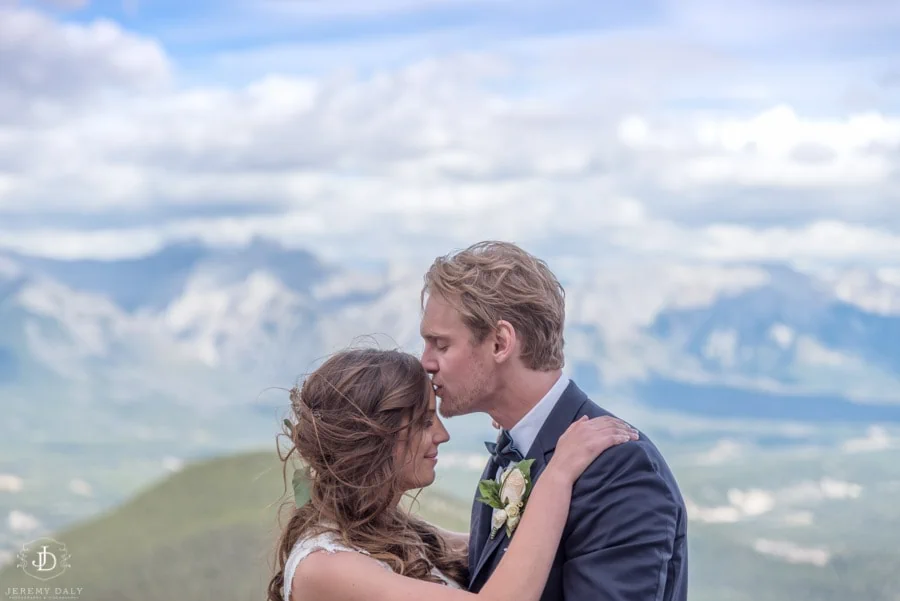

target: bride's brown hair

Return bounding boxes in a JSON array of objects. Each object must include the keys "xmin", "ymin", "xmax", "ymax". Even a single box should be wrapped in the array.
[{"xmin": 267, "ymin": 348, "xmax": 468, "ymax": 601}]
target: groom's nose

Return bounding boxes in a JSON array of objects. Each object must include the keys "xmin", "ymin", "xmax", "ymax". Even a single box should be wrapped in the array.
[{"xmin": 421, "ymin": 349, "xmax": 438, "ymax": 374}]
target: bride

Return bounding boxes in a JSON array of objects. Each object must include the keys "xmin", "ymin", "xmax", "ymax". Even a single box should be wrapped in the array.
[{"xmin": 267, "ymin": 348, "xmax": 638, "ymax": 601}]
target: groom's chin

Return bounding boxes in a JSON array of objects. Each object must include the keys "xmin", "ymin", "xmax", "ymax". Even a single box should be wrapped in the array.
[
  {"xmin": 437, "ymin": 403, "xmax": 459, "ymax": 419},
  {"xmin": 439, "ymin": 400, "xmax": 474, "ymax": 419}
]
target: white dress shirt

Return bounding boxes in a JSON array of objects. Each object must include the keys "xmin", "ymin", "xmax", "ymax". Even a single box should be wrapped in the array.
[{"xmin": 508, "ymin": 372, "xmax": 570, "ymax": 457}]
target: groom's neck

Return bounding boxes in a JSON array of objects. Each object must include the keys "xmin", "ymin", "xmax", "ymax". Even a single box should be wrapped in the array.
[{"xmin": 489, "ymin": 368, "xmax": 563, "ymax": 430}]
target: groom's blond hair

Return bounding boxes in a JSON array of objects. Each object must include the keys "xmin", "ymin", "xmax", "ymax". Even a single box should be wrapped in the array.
[{"xmin": 422, "ymin": 240, "xmax": 565, "ymax": 371}]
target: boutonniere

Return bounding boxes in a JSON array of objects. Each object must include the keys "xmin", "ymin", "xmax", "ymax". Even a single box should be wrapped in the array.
[{"xmin": 477, "ymin": 459, "xmax": 535, "ymax": 539}]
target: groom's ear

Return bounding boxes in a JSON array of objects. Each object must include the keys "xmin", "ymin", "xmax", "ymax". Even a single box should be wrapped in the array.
[{"xmin": 491, "ymin": 319, "xmax": 517, "ymax": 364}]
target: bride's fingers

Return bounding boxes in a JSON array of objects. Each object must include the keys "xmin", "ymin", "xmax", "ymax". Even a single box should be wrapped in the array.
[
  {"xmin": 592, "ymin": 418, "xmax": 637, "ymax": 434},
  {"xmin": 584, "ymin": 419, "xmax": 623, "ymax": 431},
  {"xmin": 564, "ymin": 416, "xmax": 638, "ymax": 443},
  {"xmin": 585, "ymin": 423, "xmax": 639, "ymax": 443},
  {"xmin": 593, "ymin": 429, "xmax": 637, "ymax": 445},
  {"xmin": 582, "ymin": 430, "xmax": 634, "ymax": 454}
]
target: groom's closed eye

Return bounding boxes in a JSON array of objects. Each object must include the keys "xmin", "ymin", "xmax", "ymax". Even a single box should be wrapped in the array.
[{"xmin": 424, "ymin": 335, "xmax": 449, "ymax": 350}]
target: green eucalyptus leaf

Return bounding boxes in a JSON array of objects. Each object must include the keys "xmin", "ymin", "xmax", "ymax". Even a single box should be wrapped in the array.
[
  {"xmin": 477, "ymin": 479, "xmax": 504, "ymax": 509},
  {"xmin": 291, "ymin": 468, "xmax": 306, "ymax": 508},
  {"xmin": 476, "ymin": 495, "xmax": 504, "ymax": 510},
  {"xmin": 517, "ymin": 458, "xmax": 535, "ymax": 480},
  {"xmin": 478, "ymin": 479, "xmax": 498, "ymax": 498}
]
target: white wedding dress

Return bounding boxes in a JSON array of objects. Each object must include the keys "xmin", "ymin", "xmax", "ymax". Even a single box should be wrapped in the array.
[{"xmin": 283, "ymin": 528, "xmax": 463, "ymax": 601}]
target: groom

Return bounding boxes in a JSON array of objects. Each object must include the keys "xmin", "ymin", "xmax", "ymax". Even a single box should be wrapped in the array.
[{"xmin": 420, "ymin": 241, "xmax": 688, "ymax": 601}]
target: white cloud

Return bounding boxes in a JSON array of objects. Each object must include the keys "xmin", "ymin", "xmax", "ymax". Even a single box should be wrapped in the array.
[
  {"xmin": 0, "ymin": 474, "xmax": 23, "ymax": 493},
  {"xmin": 162, "ymin": 456, "xmax": 183, "ymax": 472},
  {"xmin": 685, "ymin": 477, "xmax": 863, "ymax": 525},
  {"xmin": 769, "ymin": 324, "xmax": 795, "ymax": 348},
  {"xmin": 259, "ymin": 0, "xmax": 508, "ymax": 17},
  {"xmin": 0, "ymin": 5, "xmax": 899, "ymax": 266},
  {"xmin": 782, "ymin": 511, "xmax": 814, "ymax": 527},
  {"xmin": 695, "ymin": 439, "xmax": 743, "ymax": 466},
  {"xmin": 684, "ymin": 221, "xmax": 900, "ymax": 264},
  {"xmin": 668, "ymin": 0, "xmax": 900, "ymax": 46},
  {"xmin": 0, "ymin": 6, "xmax": 169, "ymax": 117},
  {"xmin": 842, "ymin": 426, "xmax": 893, "ymax": 453},
  {"xmin": 625, "ymin": 105, "xmax": 900, "ymax": 189},
  {"xmin": 727, "ymin": 488, "xmax": 776, "ymax": 516},
  {"xmin": 684, "ymin": 489, "xmax": 774, "ymax": 524},
  {"xmin": 684, "ymin": 500, "xmax": 742, "ymax": 524},
  {"xmin": 752, "ymin": 538, "xmax": 830, "ymax": 567},
  {"xmin": 828, "ymin": 268, "xmax": 900, "ymax": 316},
  {"xmin": 39, "ymin": 0, "xmax": 90, "ymax": 9},
  {"xmin": 794, "ymin": 338, "xmax": 852, "ymax": 367},
  {"xmin": 69, "ymin": 478, "xmax": 93, "ymax": 497},
  {"xmin": 8, "ymin": 510, "xmax": 40, "ymax": 533},
  {"xmin": 779, "ymin": 478, "xmax": 863, "ymax": 503},
  {"xmin": 702, "ymin": 330, "xmax": 739, "ymax": 367}
]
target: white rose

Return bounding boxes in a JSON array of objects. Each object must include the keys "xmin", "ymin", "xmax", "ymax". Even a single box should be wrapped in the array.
[
  {"xmin": 491, "ymin": 508, "xmax": 508, "ymax": 532},
  {"xmin": 500, "ymin": 468, "xmax": 527, "ymax": 505}
]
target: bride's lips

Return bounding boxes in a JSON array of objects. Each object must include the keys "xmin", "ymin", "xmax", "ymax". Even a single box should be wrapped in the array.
[{"xmin": 424, "ymin": 452, "xmax": 438, "ymax": 465}]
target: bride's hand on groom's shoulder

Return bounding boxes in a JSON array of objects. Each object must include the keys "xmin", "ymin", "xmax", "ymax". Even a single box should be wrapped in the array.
[{"xmin": 548, "ymin": 416, "xmax": 639, "ymax": 485}]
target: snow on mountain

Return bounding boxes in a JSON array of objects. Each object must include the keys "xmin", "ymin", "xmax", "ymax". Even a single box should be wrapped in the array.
[
  {"xmin": 14, "ymin": 275, "xmax": 199, "ymax": 379},
  {"xmin": 646, "ymin": 264, "xmax": 900, "ymax": 404},
  {"xmin": 825, "ymin": 267, "xmax": 900, "ymax": 316},
  {"xmin": 7, "ymin": 242, "xmax": 900, "ymax": 430},
  {"xmin": 163, "ymin": 269, "xmax": 317, "ymax": 370},
  {"xmin": 565, "ymin": 262, "xmax": 771, "ymax": 341},
  {"xmin": 314, "ymin": 265, "xmax": 429, "ymax": 355}
]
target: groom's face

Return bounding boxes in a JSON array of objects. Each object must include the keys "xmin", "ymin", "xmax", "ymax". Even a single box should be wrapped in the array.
[{"xmin": 420, "ymin": 293, "xmax": 493, "ymax": 418}]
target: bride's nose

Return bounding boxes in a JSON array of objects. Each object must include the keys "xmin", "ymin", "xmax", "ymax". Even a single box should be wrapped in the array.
[{"xmin": 433, "ymin": 419, "xmax": 450, "ymax": 444}]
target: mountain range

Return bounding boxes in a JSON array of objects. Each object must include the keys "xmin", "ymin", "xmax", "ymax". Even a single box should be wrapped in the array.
[
  {"xmin": 2, "ymin": 238, "xmax": 900, "ymax": 559},
  {"xmin": 8, "ymin": 240, "xmax": 900, "ymax": 416},
  {"xmin": 5, "ymin": 240, "xmax": 900, "ymax": 450}
]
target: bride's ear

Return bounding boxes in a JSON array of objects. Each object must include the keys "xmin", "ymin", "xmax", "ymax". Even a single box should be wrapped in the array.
[{"xmin": 491, "ymin": 320, "xmax": 517, "ymax": 364}]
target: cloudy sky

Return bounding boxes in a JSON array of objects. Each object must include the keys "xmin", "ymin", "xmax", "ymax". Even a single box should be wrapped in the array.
[{"xmin": 2, "ymin": 0, "xmax": 900, "ymax": 267}]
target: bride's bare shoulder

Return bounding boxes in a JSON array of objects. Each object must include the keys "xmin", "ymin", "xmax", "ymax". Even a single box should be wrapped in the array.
[
  {"xmin": 292, "ymin": 548, "xmax": 387, "ymax": 601},
  {"xmin": 292, "ymin": 548, "xmax": 473, "ymax": 601}
]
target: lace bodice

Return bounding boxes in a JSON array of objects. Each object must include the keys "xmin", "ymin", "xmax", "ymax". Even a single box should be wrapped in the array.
[{"xmin": 283, "ymin": 529, "xmax": 463, "ymax": 600}]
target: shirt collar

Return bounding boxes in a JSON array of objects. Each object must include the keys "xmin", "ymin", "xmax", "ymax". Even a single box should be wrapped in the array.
[{"xmin": 508, "ymin": 372, "xmax": 570, "ymax": 457}]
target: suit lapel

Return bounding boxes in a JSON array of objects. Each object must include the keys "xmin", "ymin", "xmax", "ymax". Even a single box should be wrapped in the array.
[
  {"xmin": 469, "ymin": 381, "xmax": 589, "ymax": 587},
  {"xmin": 468, "ymin": 459, "xmax": 496, "ymax": 576}
]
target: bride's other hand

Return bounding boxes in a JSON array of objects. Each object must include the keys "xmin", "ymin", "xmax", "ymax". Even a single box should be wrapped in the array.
[{"xmin": 547, "ymin": 416, "xmax": 638, "ymax": 485}]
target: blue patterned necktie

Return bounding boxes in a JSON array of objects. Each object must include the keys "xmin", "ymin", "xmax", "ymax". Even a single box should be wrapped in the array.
[{"xmin": 484, "ymin": 429, "xmax": 524, "ymax": 473}]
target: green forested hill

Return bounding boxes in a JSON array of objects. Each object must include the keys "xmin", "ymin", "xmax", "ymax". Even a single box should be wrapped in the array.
[
  {"xmin": 0, "ymin": 451, "xmax": 468, "ymax": 601},
  {"xmin": 2, "ymin": 449, "xmax": 898, "ymax": 601}
]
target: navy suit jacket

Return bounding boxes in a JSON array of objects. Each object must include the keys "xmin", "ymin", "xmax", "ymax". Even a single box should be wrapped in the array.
[{"xmin": 467, "ymin": 381, "xmax": 688, "ymax": 601}]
